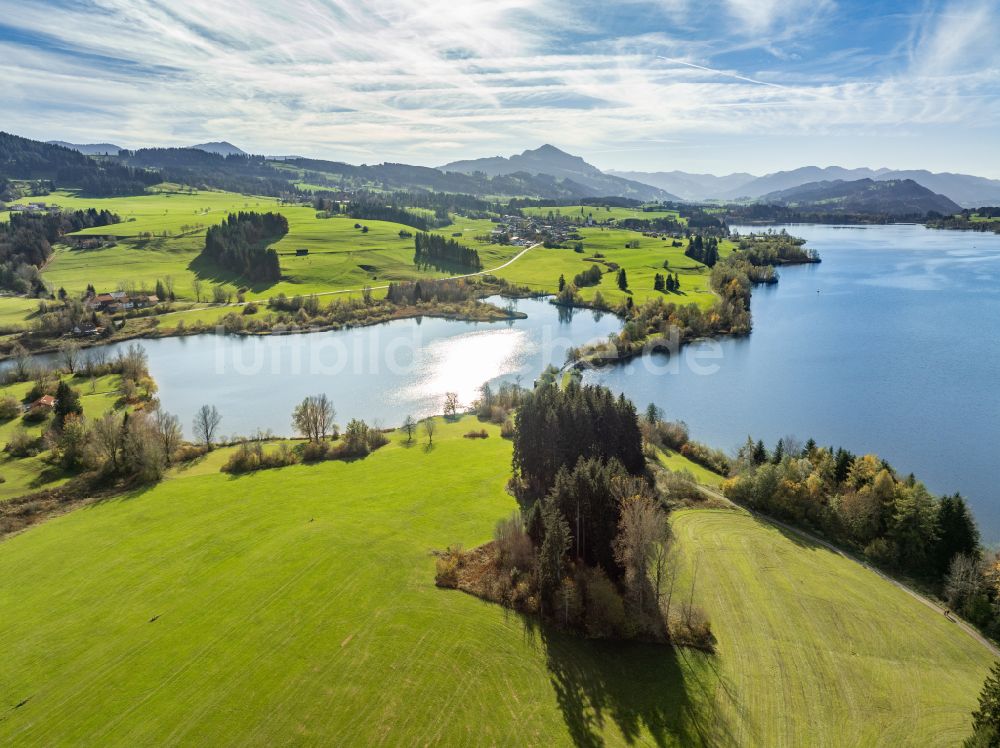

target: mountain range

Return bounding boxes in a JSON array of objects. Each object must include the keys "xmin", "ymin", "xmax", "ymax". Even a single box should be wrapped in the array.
[
  {"xmin": 19, "ymin": 134, "xmax": 1000, "ymax": 208},
  {"xmin": 758, "ymin": 178, "xmax": 962, "ymax": 216},
  {"xmin": 440, "ymin": 145, "xmax": 680, "ymax": 202},
  {"xmin": 51, "ymin": 140, "xmax": 247, "ymax": 158},
  {"xmin": 612, "ymin": 165, "xmax": 1000, "ymax": 207},
  {"xmin": 46, "ymin": 141, "xmax": 123, "ymax": 156}
]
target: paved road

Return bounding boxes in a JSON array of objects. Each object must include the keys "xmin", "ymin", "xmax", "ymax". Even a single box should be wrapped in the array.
[{"xmin": 696, "ymin": 484, "xmax": 1000, "ymax": 659}]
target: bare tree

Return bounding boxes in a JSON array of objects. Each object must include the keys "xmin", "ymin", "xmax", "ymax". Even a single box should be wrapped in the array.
[
  {"xmin": 91, "ymin": 411, "xmax": 125, "ymax": 472},
  {"xmin": 9, "ymin": 342, "xmax": 34, "ymax": 382},
  {"xmin": 292, "ymin": 394, "xmax": 336, "ymax": 442},
  {"xmin": 152, "ymin": 408, "xmax": 183, "ymax": 464},
  {"xmin": 116, "ymin": 343, "xmax": 148, "ymax": 382},
  {"xmin": 193, "ymin": 404, "xmax": 222, "ymax": 447},
  {"xmin": 423, "ymin": 418, "xmax": 437, "ymax": 445},
  {"xmin": 58, "ymin": 340, "xmax": 81, "ymax": 374},
  {"xmin": 613, "ymin": 494, "xmax": 670, "ymax": 614},
  {"xmin": 402, "ymin": 415, "xmax": 417, "ymax": 443},
  {"xmin": 192, "ymin": 278, "xmax": 204, "ymax": 303},
  {"xmin": 443, "ymin": 392, "xmax": 459, "ymax": 419}
]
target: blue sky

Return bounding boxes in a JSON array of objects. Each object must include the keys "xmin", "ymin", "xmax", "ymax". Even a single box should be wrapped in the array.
[{"xmin": 1, "ymin": 0, "xmax": 998, "ymax": 176}]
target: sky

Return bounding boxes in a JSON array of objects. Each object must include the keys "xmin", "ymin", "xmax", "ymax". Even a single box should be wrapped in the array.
[{"xmin": 1, "ymin": 0, "xmax": 998, "ymax": 177}]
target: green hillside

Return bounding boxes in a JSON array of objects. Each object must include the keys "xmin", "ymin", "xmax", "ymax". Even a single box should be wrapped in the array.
[{"xmin": 0, "ymin": 417, "xmax": 989, "ymax": 745}]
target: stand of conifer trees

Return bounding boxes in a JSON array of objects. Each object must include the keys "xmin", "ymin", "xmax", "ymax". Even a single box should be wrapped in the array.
[
  {"xmin": 202, "ymin": 211, "xmax": 287, "ymax": 283},
  {"xmin": 413, "ymin": 232, "xmax": 482, "ymax": 269}
]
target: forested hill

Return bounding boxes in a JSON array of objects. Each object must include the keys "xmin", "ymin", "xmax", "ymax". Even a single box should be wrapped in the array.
[
  {"xmin": 117, "ymin": 148, "xmax": 299, "ymax": 197},
  {"xmin": 282, "ymin": 156, "xmax": 627, "ymax": 200},
  {"xmin": 759, "ymin": 178, "xmax": 961, "ymax": 216},
  {"xmin": 0, "ymin": 132, "xmax": 158, "ymax": 196}
]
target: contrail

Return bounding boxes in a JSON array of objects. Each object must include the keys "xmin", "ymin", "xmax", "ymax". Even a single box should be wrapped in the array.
[{"xmin": 656, "ymin": 56, "xmax": 787, "ymax": 88}]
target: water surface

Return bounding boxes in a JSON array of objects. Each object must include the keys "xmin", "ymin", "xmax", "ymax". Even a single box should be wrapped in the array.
[{"xmin": 587, "ymin": 224, "xmax": 1000, "ymax": 540}]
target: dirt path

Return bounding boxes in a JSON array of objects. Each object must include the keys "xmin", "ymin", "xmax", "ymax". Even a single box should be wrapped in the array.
[{"xmin": 696, "ymin": 484, "xmax": 1000, "ymax": 658}]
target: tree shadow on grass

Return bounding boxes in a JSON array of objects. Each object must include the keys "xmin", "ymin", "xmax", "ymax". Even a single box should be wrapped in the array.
[
  {"xmin": 512, "ymin": 613, "xmax": 738, "ymax": 747},
  {"xmin": 186, "ymin": 254, "xmax": 280, "ymax": 294}
]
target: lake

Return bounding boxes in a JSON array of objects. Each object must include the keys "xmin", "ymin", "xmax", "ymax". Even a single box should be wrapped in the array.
[
  {"xmin": 587, "ymin": 224, "xmax": 1000, "ymax": 541},
  {"xmin": 21, "ymin": 223, "xmax": 1000, "ymax": 539}
]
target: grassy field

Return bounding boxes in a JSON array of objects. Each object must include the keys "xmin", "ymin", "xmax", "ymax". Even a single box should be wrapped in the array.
[
  {"xmin": 5, "ymin": 189, "xmax": 725, "ymax": 326},
  {"xmin": 495, "ymin": 229, "xmax": 733, "ymax": 309},
  {"xmin": 31, "ymin": 190, "xmax": 521, "ymax": 303},
  {"xmin": 521, "ymin": 205, "xmax": 684, "ymax": 223},
  {"xmin": 671, "ymin": 509, "xmax": 991, "ymax": 746},
  {"xmin": 0, "ymin": 416, "xmax": 989, "ymax": 745},
  {"xmin": 0, "ymin": 374, "xmax": 121, "ymax": 501},
  {"xmin": 657, "ymin": 449, "xmax": 724, "ymax": 486}
]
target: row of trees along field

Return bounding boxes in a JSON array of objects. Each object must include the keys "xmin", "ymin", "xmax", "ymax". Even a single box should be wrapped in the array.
[
  {"xmin": 721, "ymin": 437, "xmax": 1000, "ymax": 639},
  {"xmin": 0, "ymin": 208, "xmax": 120, "ymax": 294},
  {"xmin": 439, "ymin": 382, "xmax": 712, "ymax": 645},
  {"xmin": 413, "ymin": 232, "xmax": 482, "ymax": 270},
  {"xmin": 201, "ymin": 211, "xmax": 287, "ymax": 282}
]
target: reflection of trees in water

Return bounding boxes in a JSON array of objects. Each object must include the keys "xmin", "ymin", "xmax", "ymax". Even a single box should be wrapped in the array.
[{"xmin": 558, "ymin": 305, "xmax": 576, "ymax": 324}]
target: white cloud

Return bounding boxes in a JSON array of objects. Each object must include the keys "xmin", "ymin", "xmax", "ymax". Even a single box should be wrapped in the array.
[
  {"xmin": 0, "ymin": 0, "xmax": 996, "ymax": 172},
  {"xmin": 909, "ymin": 0, "xmax": 1000, "ymax": 76}
]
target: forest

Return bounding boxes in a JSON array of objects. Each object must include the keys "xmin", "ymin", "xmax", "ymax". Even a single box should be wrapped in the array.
[
  {"xmin": 413, "ymin": 232, "xmax": 482, "ymax": 270},
  {"xmin": 438, "ymin": 382, "xmax": 707, "ymax": 644},
  {"xmin": 0, "ymin": 132, "xmax": 158, "ymax": 196},
  {"xmin": 0, "ymin": 208, "xmax": 120, "ymax": 293},
  {"xmin": 201, "ymin": 211, "xmax": 287, "ymax": 283}
]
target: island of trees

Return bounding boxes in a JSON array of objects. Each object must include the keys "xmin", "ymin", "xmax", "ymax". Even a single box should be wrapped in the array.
[
  {"xmin": 437, "ymin": 381, "xmax": 712, "ymax": 646},
  {"xmin": 413, "ymin": 232, "xmax": 482, "ymax": 270},
  {"xmin": 201, "ymin": 211, "xmax": 287, "ymax": 283}
]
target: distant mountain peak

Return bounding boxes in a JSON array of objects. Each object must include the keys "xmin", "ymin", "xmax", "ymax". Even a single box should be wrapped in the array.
[
  {"xmin": 438, "ymin": 145, "xmax": 679, "ymax": 201},
  {"xmin": 46, "ymin": 140, "xmax": 123, "ymax": 156},
  {"xmin": 189, "ymin": 141, "xmax": 246, "ymax": 157}
]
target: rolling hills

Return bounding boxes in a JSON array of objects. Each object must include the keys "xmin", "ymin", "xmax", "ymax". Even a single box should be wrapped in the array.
[
  {"xmin": 0, "ymin": 417, "xmax": 990, "ymax": 745},
  {"xmin": 758, "ymin": 178, "xmax": 962, "ymax": 215},
  {"xmin": 616, "ymin": 165, "xmax": 1000, "ymax": 207}
]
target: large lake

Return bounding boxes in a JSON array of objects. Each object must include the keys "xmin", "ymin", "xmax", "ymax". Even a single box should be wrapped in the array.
[
  {"xmin": 36, "ymin": 223, "xmax": 1000, "ymax": 539},
  {"xmin": 589, "ymin": 224, "xmax": 1000, "ymax": 540}
]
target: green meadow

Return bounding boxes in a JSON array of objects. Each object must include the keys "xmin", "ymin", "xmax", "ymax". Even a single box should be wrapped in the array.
[
  {"xmin": 494, "ymin": 229, "xmax": 733, "ymax": 309},
  {"xmin": 0, "ymin": 417, "xmax": 988, "ymax": 745},
  {"xmin": 0, "ymin": 374, "xmax": 122, "ymax": 502},
  {"xmin": 0, "ymin": 189, "xmax": 726, "ymax": 327},
  {"xmin": 521, "ymin": 204, "xmax": 684, "ymax": 223},
  {"xmin": 32, "ymin": 191, "xmax": 519, "ymax": 302}
]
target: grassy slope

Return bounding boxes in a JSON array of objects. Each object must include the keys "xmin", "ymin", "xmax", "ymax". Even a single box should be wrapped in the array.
[
  {"xmin": 0, "ymin": 417, "xmax": 715, "ymax": 746},
  {"xmin": 0, "ymin": 190, "xmax": 722, "ymax": 328},
  {"xmin": 35, "ymin": 191, "xmax": 519, "ymax": 302},
  {"xmin": 671, "ymin": 509, "xmax": 991, "ymax": 746},
  {"xmin": 521, "ymin": 205, "xmax": 684, "ymax": 222},
  {"xmin": 657, "ymin": 449, "xmax": 724, "ymax": 487},
  {"xmin": 494, "ymin": 230, "xmax": 732, "ymax": 310},
  {"xmin": 0, "ymin": 418, "xmax": 990, "ymax": 745}
]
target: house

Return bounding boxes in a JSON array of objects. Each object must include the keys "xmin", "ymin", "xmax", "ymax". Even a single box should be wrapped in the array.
[
  {"xmin": 71, "ymin": 322, "xmax": 101, "ymax": 337},
  {"xmin": 29, "ymin": 395, "xmax": 56, "ymax": 411}
]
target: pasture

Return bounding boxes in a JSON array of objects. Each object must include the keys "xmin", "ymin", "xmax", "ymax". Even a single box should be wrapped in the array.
[
  {"xmin": 521, "ymin": 205, "xmax": 684, "ymax": 223},
  {"xmin": 0, "ymin": 416, "xmax": 988, "ymax": 745}
]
